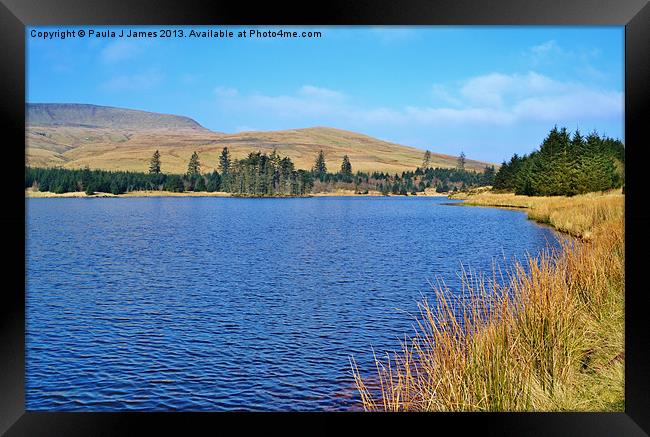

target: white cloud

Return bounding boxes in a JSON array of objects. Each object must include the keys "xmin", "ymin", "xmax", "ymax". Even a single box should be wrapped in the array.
[
  {"xmin": 530, "ymin": 40, "xmax": 562, "ymax": 56},
  {"xmin": 576, "ymin": 64, "xmax": 609, "ymax": 82},
  {"xmin": 213, "ymin": 74, "xmax": 622, "ymax": 128},
  {"xmin": 513, "ymin": 89, "xmax": 622, "ymax": 121},
  {"xmin": 431, "ymin": 84, "xmax": 463, "ymax": 107},
  {"xmin": 525, "ymin": 39, "xmax": 602, "ymax": 69},
  {"xmin": 244, "ymin": 93, "xmax": 340, "ymax": 117},
  {"xmin": 404, "ymin": 106, "xmax": 515, "ymax": 125},
  {"xmin": 218, "ymin": 85, "xmax": 346, "ymax": 118},
  {"xmin": 460, "ymin": 72, "xmax": 562, "ymax": 108},
  {"xmin": 430, "ymin": 72, "xmax": 622, "ymax": 123},
  {"xmin": 298, "ymin": 85, "xmax": 345, "ymax": 100},
  {"xmin": 525, "ymin": 40, "xmax": 566, "ymax": 66}
]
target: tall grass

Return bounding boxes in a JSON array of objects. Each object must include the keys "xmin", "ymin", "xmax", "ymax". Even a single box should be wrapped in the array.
[
  {"xmin": 452, "ymin": 189, "xmax": 624, "ymax": 240},
  {"xmin": 351, "ymin": 190, "xmax": 624, "ymax": 411}
]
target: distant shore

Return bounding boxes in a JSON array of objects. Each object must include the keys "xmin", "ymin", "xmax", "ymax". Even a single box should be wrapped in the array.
[{"xmin": 25, "ymin": 188, "xmax": 450, "ymax": 198}]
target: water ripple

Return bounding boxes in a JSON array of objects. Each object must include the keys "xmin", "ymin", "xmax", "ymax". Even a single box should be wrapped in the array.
[{"xmin": 26, "ymin": 196, "xmax": 558, "ymax": 411}]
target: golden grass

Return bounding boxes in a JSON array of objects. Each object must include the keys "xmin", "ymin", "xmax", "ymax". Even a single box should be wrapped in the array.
[
  {"xmin": 26, "ymin": 125, "xmax": 494, "ymax": 174},
  {"xmin": 450, "ymin": 189, "xmax": 624, "ymax": 240},
  {"xmin": 352, "ymin": 190, "xmax": 624, "ymax": 411},
  {"xmin": 25, "ymin": 189, "xmax": 117, "ymax": 198}
]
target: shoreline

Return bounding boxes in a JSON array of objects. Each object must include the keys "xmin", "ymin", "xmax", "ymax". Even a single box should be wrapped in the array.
[
  {"xmin": 353, "ymin": 190, "xmax": 625, "ymax": 411},
  {"xmin": 450, "ymin": 189, "xmax": 623, "ymax": 240},
  {"xmin": 25, "ymin": 189, "xmax": 451, "ymax": 199}
]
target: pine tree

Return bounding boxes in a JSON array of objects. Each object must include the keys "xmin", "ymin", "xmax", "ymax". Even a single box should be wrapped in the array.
[
  {"xmin": 456, "ymin": 151, "xmax": 466, "ymax": 172},
  {"xmin": 313, "ymin": 150, "xmax": 327, "ymax": 181},
  {"xmin": 110, "ymin": 180, "xmax": 122, "ymax": 195},
  {"xmin": 566, "ymin": 130, "xmax": 584, "ymax": 195},
  {"xmin": 493, "ymin": 161, "xmax": 510, "ymax": 190},
  {"xmin": 219, "ymin": 147, "xmax": 231, "ymax": 174},
  {"xmin": 164, "ymin": 175, "xmax": 184, "ymax": 192},
  {"xmin": 482, "ymin": 165, "xmax": 496, "ymax": 186},
  {"xmin": 281, "ymin": 156, "xmax": 295, "ymax": 194},
  {"xmin": 149, "ymin": 150, "xmax": 161, "ymax": 174},
  {"xmin": 187, "ymin": 151, "xmax": 201, "ymax": 177},
  {"xmin": 206, "ymin": 170, "xmax": 221, "ymax": 192},
  {"xmin": 340, "ymin": 155, "xmax": 352, "ymax": 182},
  {"xmin": 422, "ymin": 150, "xmax": 432, "ymax": 169},
  {"xmin": 194, "ymin": 176, "xmax": 207, "ymax": 192},
  {"xmin": 268, "ymin": 148, "xmax": 280, "ymax": 194},
  {"xmin": 496, "ymin": 126, "xmax": 624, "ymax": 196},
  {"xmin": 218, "ymin": 147, "xmax": 231, "ymax": 191}
]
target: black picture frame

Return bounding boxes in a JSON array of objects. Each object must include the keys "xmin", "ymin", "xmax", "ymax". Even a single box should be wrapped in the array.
[{"xmin": 2, "ymin": 0, "xmax": 649, "ymax": 434}]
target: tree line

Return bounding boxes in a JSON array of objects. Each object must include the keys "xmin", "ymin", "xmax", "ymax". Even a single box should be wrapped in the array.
[
  {"xmin": 26, "ymin": 146, "xmax": 496, "ymax": 196},
  {"xmin": 493, "ymin": 127, "xmax": 624, "ymax": 196},
  {"xmin": 26, "ymin": 128, "xmax": 624, "ymax": 197},
  {"xmin": 25, "ymin": 148, "xmax": 311, "ymax": 196},
  {"xmin": 311, "ymin": 149, "xmax": 495, "ymax": 195},
  {"xmin": 220, "ymin": 148, "xmax": 314, "ymax": 196}
]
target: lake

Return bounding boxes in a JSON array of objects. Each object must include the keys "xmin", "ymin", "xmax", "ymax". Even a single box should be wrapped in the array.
[{"xmin": 25, "ymin": 196, "xmax": 559, "ymax": 411}]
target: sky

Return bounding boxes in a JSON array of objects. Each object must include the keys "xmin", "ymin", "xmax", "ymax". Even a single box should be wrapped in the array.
[{"xmin": 26, "ymin": 26, "xmax": 624, "ymax": 163}]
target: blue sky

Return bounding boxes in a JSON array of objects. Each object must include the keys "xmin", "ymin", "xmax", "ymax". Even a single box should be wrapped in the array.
[{"xmin": 27, "ymin": 26, "xmax": 623, "ymax": 163}]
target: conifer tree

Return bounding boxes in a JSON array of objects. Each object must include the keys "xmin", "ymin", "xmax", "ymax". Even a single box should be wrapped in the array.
[
  {"xmin": 206, "ymin": 170, "xmax": 221, "ymax": 192},
  {"xmin": 340, "ymin": 155, "xmax": 353, "ymax": 182},
  {"xmin": 219, "ymin": 147, "xmax": 231, "ymax": 174},
  {"xmin": 482, "ymin": 165, "xmax": 496, "ymax": 186},
  {"xmin": 313, "ymin": 150, "xmax": 327, "ymax": 181},
  {"xmin": 187, "ymin": 151, "xmax": 201, "ymax": 177},
  {"xmin": 422, "ymin": 150, "xmax": 432, "ymax": 169},
  {"xmin": 495, "ymin": 126, "xmax": 624, "ymax": 196},
  {"xmin": 218, "ymin": 147, "xmax": 231, "ymax": 191},
  {"xmin": 456, "ymin": 151, "xmax": 466, "ymax": 172},
  {"xmin": 195, "ymin": 176, "xmax": 207, "ymax": 192},
  {"xmin": 149, "ymin": 150, "xmax": 161, "ymax": 174}
]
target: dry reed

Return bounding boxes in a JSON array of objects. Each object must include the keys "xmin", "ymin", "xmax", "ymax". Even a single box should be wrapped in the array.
[{"xmin": 352, "ymin": 190, "xmax": 624, "ymax": 411}]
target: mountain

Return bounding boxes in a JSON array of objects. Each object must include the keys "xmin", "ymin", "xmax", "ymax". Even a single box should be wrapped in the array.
[
  {"xmin": 26, "ymin": 103, "xmax": 496, "ymax": 174},
  {"xmin": 27, "ymin": 103, "xmax": 206, "ymax": 130}
]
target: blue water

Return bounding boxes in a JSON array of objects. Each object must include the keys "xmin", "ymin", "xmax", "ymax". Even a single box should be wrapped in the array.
[{"xmin": 26, "ymin": 196, "xmax": 558, "ymax": 411}]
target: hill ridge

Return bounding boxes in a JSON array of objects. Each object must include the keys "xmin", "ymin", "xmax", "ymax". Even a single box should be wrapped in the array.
[
  {"xmin": 27, "ymin": 103, "xmax": 207, "ymax": 130},
  {"xmin": 26, "ymin": 103, "xmax": 496, "ymax": 174}
]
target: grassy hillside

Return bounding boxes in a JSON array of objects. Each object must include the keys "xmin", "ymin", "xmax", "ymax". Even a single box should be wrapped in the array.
[{"xmin": 26, "ymin": 104, "xmax": 495, "ymax": 174}]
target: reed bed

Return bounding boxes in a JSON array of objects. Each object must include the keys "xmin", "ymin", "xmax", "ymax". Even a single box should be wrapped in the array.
[
  {"xmin": 351, "ymin": 190, "xmax": 624, "ymax": 411},
  {"xmin": 451, "ymin": 189, "xmax": 624, "ymax": 240}
]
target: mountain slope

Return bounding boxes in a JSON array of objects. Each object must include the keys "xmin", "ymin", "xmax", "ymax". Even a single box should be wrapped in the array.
[
  {"xmin": 28, "ymin": 103, "xmax": 207, "ymax": 130},
  {"xmin": 26, "ymin": 103, "xmax": 496, "ymax": 174}
]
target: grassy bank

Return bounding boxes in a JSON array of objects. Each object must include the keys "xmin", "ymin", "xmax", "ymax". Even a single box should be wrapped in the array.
[
  {"xmin": 352, "ymin": 190, "xmax": 624, "ymax": 411},
  {"xmin": 450, "ymin": 189, "xmax": 624, "ymax": 240}
]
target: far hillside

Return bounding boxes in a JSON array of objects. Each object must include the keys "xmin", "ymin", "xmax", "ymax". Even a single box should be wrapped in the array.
[
  {"xmin": 27, "ymin": 103, "xmax": 207, "ymax": 130},
  {"xmin": 26, "ymin": 103, "xmax": 495, "ymax": 174}
]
